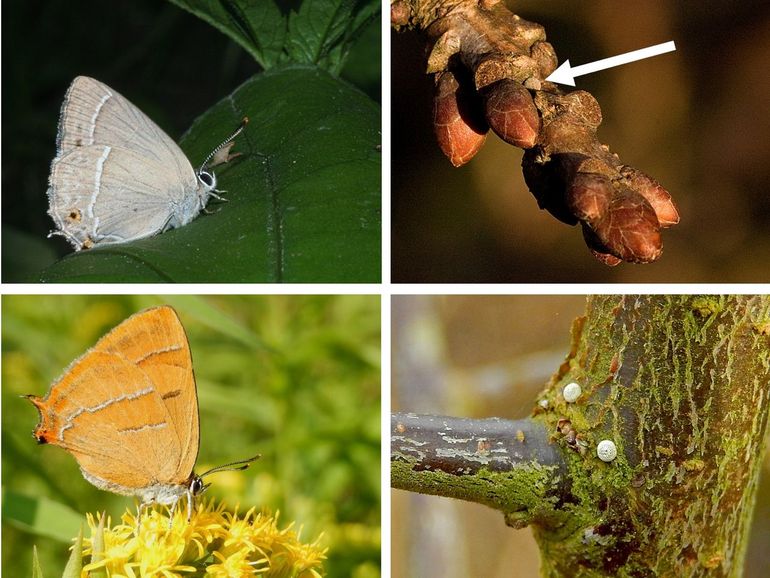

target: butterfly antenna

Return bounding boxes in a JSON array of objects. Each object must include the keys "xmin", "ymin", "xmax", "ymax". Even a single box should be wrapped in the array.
[
  {"xmin": 199, "ymin": 116, "xmax": 249, "ymax": 172},
  {"xmin": 199, "ymin": 454, "xmax": 261, "ymax": 478}
]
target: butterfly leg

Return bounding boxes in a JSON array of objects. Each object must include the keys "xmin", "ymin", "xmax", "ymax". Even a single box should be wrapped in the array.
[
  {"xmin": 203, "ymin": 191, "xmax": 228, "ymax": 214},
  {"xmin": 186, "ymin": 489, "xmax": 194, "ymax": 522},
  {"xmin": 135, "ymin": 500, "xmax": 153, "ymax": 533},
  {"xmin": 166, "ymin": 496, "xmax": 183, "ymax": 529}
]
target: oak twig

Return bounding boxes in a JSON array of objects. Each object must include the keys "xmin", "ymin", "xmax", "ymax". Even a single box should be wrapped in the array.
[
  {"xmin": 392, "ymin": 0, "xmax": 680, "ymax": 264},
  {"xmin": 391, "ymin": 413, "xmax": 567, "ymax": 528}
]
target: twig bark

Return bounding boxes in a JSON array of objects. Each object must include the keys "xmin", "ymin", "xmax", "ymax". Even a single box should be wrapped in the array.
[{"xmin": 391, "ymin": 413, "xmax": 566, "ymax": 528}]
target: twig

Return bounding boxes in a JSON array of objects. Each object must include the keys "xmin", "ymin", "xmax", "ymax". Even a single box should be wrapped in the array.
[{"xmin": 392, "ymin": 0, "xmax": 679, "ymax": 264}]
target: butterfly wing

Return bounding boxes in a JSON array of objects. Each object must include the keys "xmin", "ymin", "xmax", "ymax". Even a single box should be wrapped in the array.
[
  {"xmin": 56, "ymin": 76, "xmax": 194, "ymax": 180},
  {"xmin": 27, "ymin": 306, "xmax": 199, "ymax": 492},
  {"xmin": 47, "ymin": 145, "xmax": 203, "ymax": 247},
  {"xmin": 30, "ymin": 351, "xmax": 185, "ymax": 490},
  {"xmin": 47, "ymin": 76, "xmax": 205, "ymax": 249},
  {"xmin": 92, "ymin": 306, "xmax": 199, "ymax": 483}
]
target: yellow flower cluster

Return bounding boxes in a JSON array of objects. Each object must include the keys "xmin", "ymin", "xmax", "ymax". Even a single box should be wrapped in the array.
[{"xmin": 78, "ymin": 500, "xmax": 326, "ymax": 577}]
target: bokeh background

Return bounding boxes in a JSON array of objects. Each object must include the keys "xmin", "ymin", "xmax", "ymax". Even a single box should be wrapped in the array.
[
  {"xmin": 2, "ymin": 295, "xmax": 381, "ymax": 577},
  {"xmin": 1, "ymin": 0, "xmax": 381, "ymax": 281},
  {"xmin": 393, "ymin": 1, "xmax": 770, "ymax": 282},
  {"xmin": 392, "ymin": 295, "xmax": 770, "ymax": 577}
]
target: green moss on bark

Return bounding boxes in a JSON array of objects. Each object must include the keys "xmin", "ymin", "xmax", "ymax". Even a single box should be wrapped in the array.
[
  {"xmin": 392, "ymin": 296, "xmax": 770, "ymax": 577},
  {"xmin": 532, "ymin": 295, "xmax": 770, "ymax": 577},
  {"xmin": 391, "ymin": 458, "xmax": 563, "ymax": 527}
]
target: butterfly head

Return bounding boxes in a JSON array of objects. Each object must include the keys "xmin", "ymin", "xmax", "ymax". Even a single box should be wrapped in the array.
[
  {"xmin": 188, "ymin": 473, "xmax": 209, "ymax": 497},
  {"xmin": 196, "ymin": 117, "xmax": 249, "ymax": 194},
  {"xmin": 181, "ymin": 455, "xmax": 260, "ymax": 516},
  {"xmin": 196, "ymin": 168, "xmax": 217, "ymax": 195}
]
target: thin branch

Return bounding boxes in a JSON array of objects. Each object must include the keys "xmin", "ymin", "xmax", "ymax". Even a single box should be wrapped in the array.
[
  {"xmin": 392, "ymin": 0, "xmax": 679, "ymax": 264},
  {"xmin": 391, "ymin": 412, "xmax": 567, "ymax": 528}
]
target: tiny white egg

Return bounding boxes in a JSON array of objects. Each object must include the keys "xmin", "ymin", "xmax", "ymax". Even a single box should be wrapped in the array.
[
  {"xmin": 538, "ymin": 398, "xmax": 549, "ymax": 409},
  {"xmin": 563, "ymin": 382, "xmax": 582, "ymax": 403},
  {"xmin": 597, "ymin": 440, "xmax": 617, "ymax": 462}
]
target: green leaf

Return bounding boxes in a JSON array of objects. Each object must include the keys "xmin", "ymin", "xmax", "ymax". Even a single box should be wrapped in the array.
[
  {"xmin": 2, "ymin": 490, "xmax": 83, "ymax": 542},
  {"xmin": 61, "ymin": 528, "xmax": 83, "ymax": 578},
  {"xmin": 38, "ymin": 66, "xmax": 381, "ymax": 283},
  {"xmin": 166, "ymin": 0, "xmax": 381, "ymax": 74},
  {"xmin": 166, "ymin": 0, "xmax": 287, "ymax": 68},
  {"xmin": 32, "ymin": 546, "xmax": 43, "ymax": 578},
  {"xmin": 329, "ymin": 1, "xmax": 381, "ymax": 75},
  {"xmin": 287, "ymin": 0, "xmax": 355, "ymax": 68}
]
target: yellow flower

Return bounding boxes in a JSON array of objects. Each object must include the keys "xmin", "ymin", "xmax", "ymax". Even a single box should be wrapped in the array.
[{"xmin": 75, "ymin": 500, "xmax": 326, "ymax": 577}]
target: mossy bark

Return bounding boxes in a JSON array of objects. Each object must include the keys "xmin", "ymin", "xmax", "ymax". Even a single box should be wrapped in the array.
[{"xmin": 391, "ymin": 295, "xmax": 770, "ymax": 577}]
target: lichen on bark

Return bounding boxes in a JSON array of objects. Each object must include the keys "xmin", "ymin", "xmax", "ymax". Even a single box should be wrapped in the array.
[{"xmin": 391, "ymin": 295, "xmax": 770, "ymax": 577}]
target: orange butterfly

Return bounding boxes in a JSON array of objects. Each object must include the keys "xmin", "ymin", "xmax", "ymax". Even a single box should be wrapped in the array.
[{"xmin": 26, "ymin": 305, "xmax": 258, "ymax": 520}]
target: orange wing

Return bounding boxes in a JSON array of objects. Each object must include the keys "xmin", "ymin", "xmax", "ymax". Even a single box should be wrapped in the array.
[{"xmin": 27, "ymin": 306, "xmax": 199, "ymax": 491}]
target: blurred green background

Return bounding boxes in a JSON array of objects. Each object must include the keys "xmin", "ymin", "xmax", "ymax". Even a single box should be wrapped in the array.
[{"xmin": 2, "ymin": 295, "xmax": 381, "ymax": 577}]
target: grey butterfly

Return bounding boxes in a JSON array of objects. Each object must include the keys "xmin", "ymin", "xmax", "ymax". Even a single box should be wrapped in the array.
[{"xmin": 47, "ymin": 76, "xmax": 246, "ymax": 250}]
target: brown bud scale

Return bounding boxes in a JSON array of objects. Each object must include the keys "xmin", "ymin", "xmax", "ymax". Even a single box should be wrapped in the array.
[
  {"xmin": 593, "ymin": 193, "xmax": 663, "ymax": 263},
  {"xmin": 582, "ymin": 224, "xmax": 623, "ymax": 266},
  {"xmin": 567, "ymin": 173, "xmax": 613, "ymax": 224},
  {"xmin": 391, "ymin": 1, "xmax": 410, "ymax": 27},
  {"xmin": 483, "ymin": 80, "xmax": 540, "ymax": 149},
  {"xmin": 530, "ymin": 41, "xmax": 558, "ymax": 78},
  {"xmin": 619, "ymin": 166, "xmax": 679, "ymax": 227},
  {"xmin": 433, "ymin": 71, "xmax": 488, "ymax": 167}
]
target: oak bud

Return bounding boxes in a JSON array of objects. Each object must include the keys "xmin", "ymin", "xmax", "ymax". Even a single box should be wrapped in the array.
[
  {"xmin": 593, "ymin": 192, "xmax": 663, "ymax": 263},
  {"xmin": 619, "ymin": 166, "xmax": 679, "ymax": 227},
  {"xmin": 482, "ymin": 80, "xmax": 540, "ymax": 149},
  {"xmin": 433, "ymin": 70, "xmax": 489, "ymax": 167}
]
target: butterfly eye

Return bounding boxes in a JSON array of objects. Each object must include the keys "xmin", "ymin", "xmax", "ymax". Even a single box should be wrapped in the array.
[
  {"xmin": 190, "ymin": 476, "xmax": 206, "ymax": 495},
  {"xmin": 197, "ymin": 170, "xmax": 215, "ymax": 188}
]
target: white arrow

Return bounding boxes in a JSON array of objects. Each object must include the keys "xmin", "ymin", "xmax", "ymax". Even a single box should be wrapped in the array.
[{"xmin": 546, "ymin": 40, "xmax": 676, "ymax": 86}]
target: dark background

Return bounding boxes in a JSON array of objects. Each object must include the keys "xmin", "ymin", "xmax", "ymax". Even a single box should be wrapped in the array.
[
  {"xmin": 1, "ymin": 0, "xmax": 380, "ymax": 281},
  {"xmin": 392, "ymin": 1, "xmax": 770, "ymax": 282}
]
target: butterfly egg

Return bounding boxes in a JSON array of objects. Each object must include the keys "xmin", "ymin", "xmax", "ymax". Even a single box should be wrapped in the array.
[
  {"xmin": 562, "ymin": 382, "xmax": 582, "ymax": 403},
  {"xmin": 597, "ymin": 439, "xmax": 617, "ymax": 462}
]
